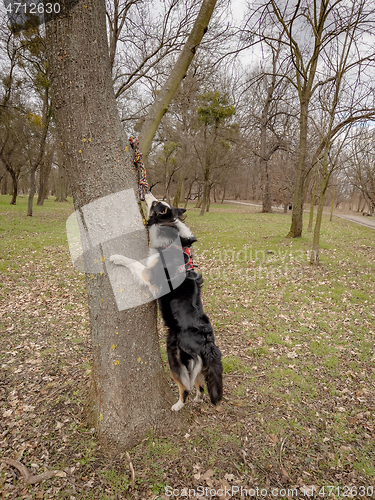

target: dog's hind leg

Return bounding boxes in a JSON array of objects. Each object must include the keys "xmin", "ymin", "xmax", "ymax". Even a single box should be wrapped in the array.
[
  {"xmin": 170, "ymin": 371, "xmax": 189, "ymax": 411},
  {"xmin": 194, "ymin": 372, "xmax": 205, "ymax": 403}
]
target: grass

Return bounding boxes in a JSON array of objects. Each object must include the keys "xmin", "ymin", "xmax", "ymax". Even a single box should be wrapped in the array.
[{"xmin": 1, "ymin": 194, "xmax": 375, "ymax": 499}]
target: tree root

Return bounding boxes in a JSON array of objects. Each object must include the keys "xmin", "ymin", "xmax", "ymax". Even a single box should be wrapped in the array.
[{"xmin": 2, "ymin": 458, "xmax": 64, "ymax": 485}]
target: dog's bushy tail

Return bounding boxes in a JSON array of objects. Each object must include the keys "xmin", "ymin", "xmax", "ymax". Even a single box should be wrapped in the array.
[{"xmin": 202, "ymin": 343, "xmax": 223, "ymax": 405}]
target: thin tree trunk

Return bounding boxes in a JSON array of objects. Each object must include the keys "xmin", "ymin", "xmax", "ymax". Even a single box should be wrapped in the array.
[
  {"xmin": 310, "ymin": 149, "xmax": 330, "ymax": 265},
  {"xmin": 307, "ymin": 170, "xmax": 318, "ymax": 232},
  {"xmin": 37, "ymin": 152, "xmax": 53, "ymax": 205},
  {"xmin": 138, "ymin": 0, "xmax": 217, "ymax": 155},
  {"xmin": 260, "ymin": 75, "xmax": 274, "ymax": 214},
  {"xmin": 221, "ymin": 186, "xmax": 226, "ymax": 203},
  {"xmin": 200, "ymin": 170, "xmax": 210, "ymax": 216},
  {"xmin": 10, "ymin": 173, "xmax": 17, "ymax": 205},
  {"xmin": 1, "ymin": 171, "xmax": 8, "ymax": 195},
  {"xmin": 45, "ymin": 0, "xmax": 184, "ymax": 448},
  {"xmin": 330, "ymin": 178, "xmax": 337, "ymax": 222},
  {"xmin": 27, "ymin": 97, "xmax": 50, "ymax": 216},
  {"xmin": 206, "ymin": 184, "xmax": 211, "ymax": 212},
  {"xmin": 184, "ymin": 179, "xmax": 193, "ymax": 209},
  {"xmin": 56, "ymin": 151, "xmax": 68, "ymax": 202},
  {"xmin": 195, "ymin": 185, "xmax": 202, "ymax": 208},
  {"xmin": 261, "ymin": 161, "xmax": 272, "ymax": 213},
  {"xmin": 27, "ymin": 166, "xmax": 37, "ymax": 216},
  {"xmin": 172, "ymin": 177, "xmax": 184, "ymax": 207},
  {"xmin": 180, "ymin": 177, "xmax": 185, "ymax": 207},
  {"xmin": 357, "ymin": 194, "xmax": 362, "ymax": 212},
  {"xmin": 164, "ymin": 166, "xmax": 172, "ymax": 205}
]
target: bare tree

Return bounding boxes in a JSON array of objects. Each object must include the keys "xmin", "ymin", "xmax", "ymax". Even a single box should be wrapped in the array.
[
  {"xmin": 138, "ymin": 0, "xmax": 218, "ymax": 155},
  {"xmin": 345, "ymin": 128, "xmax": 375, "ymax": 216},
  {"xmin": 109, "ymin": 0, "xmax": 198, "ymax": 95},
  {"xmin": 238, "ymin": 35, "xmax": 295, "ymax": 212},
  {"xmin": 246, "ymin": 0, "xmax": 375, "ymax": 237},
  {"xmin": 0, "ymin": 27, "xmax": 23, "ymax": 204},
  {"xmin": 17, "ymin": 28, "xmax": 54, "ymax": 215},
  {"xmin": 306, "ymin": 0, "xmax": 375, "ymax": 263}
]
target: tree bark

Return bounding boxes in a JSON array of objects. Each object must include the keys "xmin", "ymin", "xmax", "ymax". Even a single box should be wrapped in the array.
[
  {"xmin": 261, "ymin": 161, "xmax": 272, "ymax": 213},
  {"xmin": 200, "ymin": 168, "xmax": 210, "ymax": 216},
  {"xmin": 55, "ymin": 146, "xmax": 68, "ymax": 202},
  {"xmin": 27, "ymin": 166, "xmax": 37, "ymax": 216},
  {"xmin": 206, "ymin": 186, "xmax": 211, "ymax": 212},
  {"xmin": 287, "ymin": 99, "xmax": 308, "ymax": 237},
  {"xmin": 1, "ymin": 171, "xmax": 8, "ymax": 195},
  {"xmin": 138, "ymin": 0, "xmax": 217, "ymax": 155},
  {"xmin": 184, "ymin": 179, "xmax": 194, "ymax": 209},
  {"xmin": 27, "ymin": 98, "xmax": 51, "ymax": 216},
  {"xmin": 307, "ymin": 169, "xmax": 318, "ymax": 232},
  {"xmin": 329, "ymin": 178, "xmax": 337, "ymax": 222},
  {"xmin": 10, "ymin": 171, "xmax": 18, "ymax": 205},
  {"xmin": 221, "ymin": 185, "xmax": 226, "ymax": 204},
  {"xmin": 259, "ymin": 55, "xmax": 279, "ymax": 214},
  {"xmin": 45, "ymin": 0, "xmax": 184, "ymax": 448},
  {"xmin": 172, "ymin": 177, "xmax": 184, "ymax": 207},
  {"xmin": 310, "ymin": 149, "xmax": 330, "ymax": 265}
]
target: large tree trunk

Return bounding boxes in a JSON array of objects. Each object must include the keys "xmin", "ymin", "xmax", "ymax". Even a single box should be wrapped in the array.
[
  {"xmin": 138, "ymin": 0, "xmax": 217, "ymax": 155},
  {"xmin": 288, "ymin": 100, "xmax": 309, "ymax": 237},
  {"xmin": 45, "ymin": 0, "xmax": 184, "ymax": 448}
]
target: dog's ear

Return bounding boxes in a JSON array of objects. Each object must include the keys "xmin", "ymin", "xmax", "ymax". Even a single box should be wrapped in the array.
[{"xmin": 172, "ymin": 207, "xmax": 186, "ymax": 218}]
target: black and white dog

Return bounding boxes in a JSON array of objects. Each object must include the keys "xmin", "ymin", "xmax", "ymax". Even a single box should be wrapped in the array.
[{"xmin": 110, "ymin": 192, "xmax": 223, "ymax": 411}]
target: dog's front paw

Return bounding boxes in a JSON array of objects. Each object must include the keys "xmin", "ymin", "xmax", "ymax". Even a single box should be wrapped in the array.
[
  {"xmin": 171, "ymin": 400, "xmax": 185, "ymax": 412},
  {"xmin": 109, "ymin": 254, "xmax": 127, "ymax": 266}
]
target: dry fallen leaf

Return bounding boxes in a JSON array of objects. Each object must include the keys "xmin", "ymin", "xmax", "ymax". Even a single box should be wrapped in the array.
[
  {"xmin": 54, "ymin": 470, "xmax": 67, "ymax": 478},
  {"xmin": 201, "ymin": 468, "xmax": 214, "ymax": 480},
  {"xmin": 269, "ymin": 434, "xmax": 279, "ymax": 443}
]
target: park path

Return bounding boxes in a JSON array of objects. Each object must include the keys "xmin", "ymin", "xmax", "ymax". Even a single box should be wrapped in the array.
[
  {"xmin": 334, "ymin": 213, "xmax": 375, "ymax": 230},
  {"xmin": 224, "ymin": 199, "xmax": 375, "ymax": 231}
]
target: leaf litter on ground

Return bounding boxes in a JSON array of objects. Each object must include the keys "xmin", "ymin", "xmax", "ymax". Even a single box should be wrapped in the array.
[{"xmin": 0, "ymin": 197, "xmax": 374, "ymax": 499}]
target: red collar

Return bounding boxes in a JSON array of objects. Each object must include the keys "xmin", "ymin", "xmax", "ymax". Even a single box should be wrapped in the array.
[
  {"xmin": 159, "ymin": 244, "xmax": 196, "ymax": 272},
  {"xmin": 183, "ymin": 247, "xmax": 195, "ymax": 271}
]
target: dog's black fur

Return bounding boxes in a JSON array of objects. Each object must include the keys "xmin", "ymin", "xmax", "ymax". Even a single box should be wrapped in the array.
[
  {"xmin": 110, "ymin": 197, "xmax": 223, "ymax": 410},
  {"xmin": 148, "ymin": 200, "xmax": 223, "ymax": 410}
]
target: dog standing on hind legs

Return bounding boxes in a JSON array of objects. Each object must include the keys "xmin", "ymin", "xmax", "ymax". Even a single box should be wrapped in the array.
[{"xmin": 110, "ymin": 192, "xmax": 223, "ymax": 411}]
